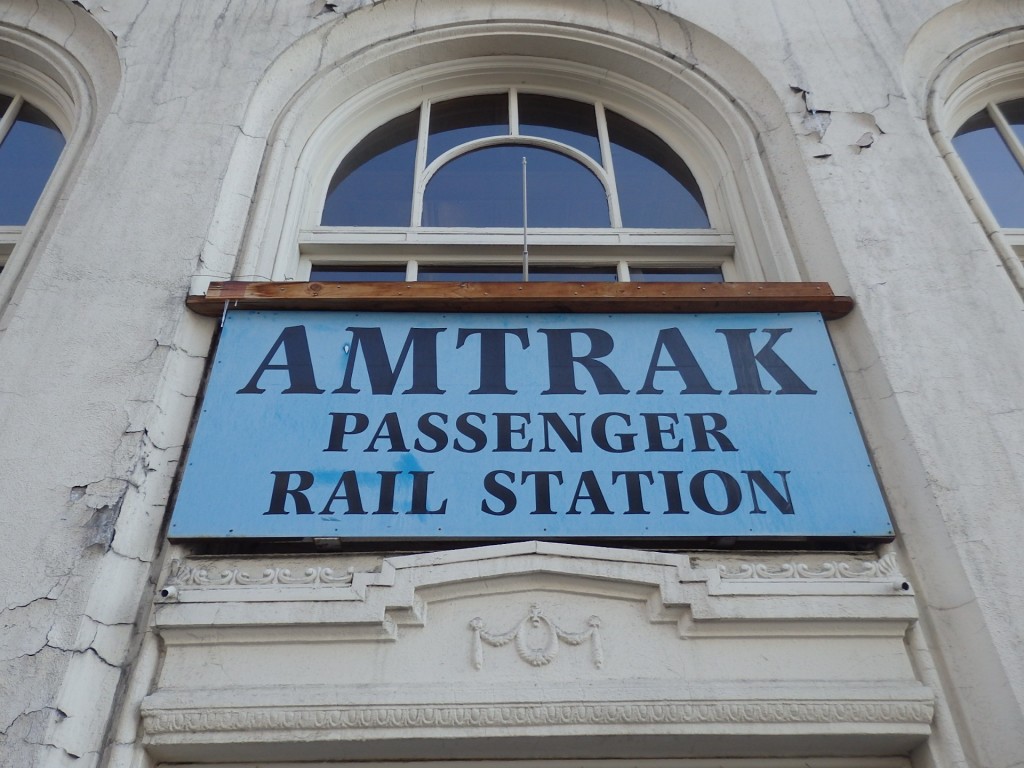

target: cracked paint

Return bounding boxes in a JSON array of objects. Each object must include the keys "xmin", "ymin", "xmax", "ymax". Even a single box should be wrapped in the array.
[{"xmin": 3, "ymin": 3, "xmax": 1024, "ymax": 768}]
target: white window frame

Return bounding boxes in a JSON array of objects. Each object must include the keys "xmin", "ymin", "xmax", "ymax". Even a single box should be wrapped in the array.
[
  {"xmin": 300, "ymin": 83, "xmax": 736, "ymax": 283},
  {"xmin": 930, "ymin": 31, "xmax": 1024, "ymax": 293},
  {"xmin": 205, "ymin": 20, "xmax": 806, "ymax": 294},
  {"xmin": 0, "ymin": 63, "xmax": 73, "ymax": 266},
  {"xmin": 296, "ymin": 67, "xmax": 738, "ymax": 283},
  {"xmin": 160, "ymin": 760, "xmax": 912, "ymax": 768},
  {"xmin": 958, "ymin": 99, "xmax": 1024, "ymax": 254},
  {"xmin": 0, "ymin": 20, "xmax": 107, "ymax": 311},
  {"xmin": 232, "ymin": 55, "xmax": 797, "ymax": 286}
]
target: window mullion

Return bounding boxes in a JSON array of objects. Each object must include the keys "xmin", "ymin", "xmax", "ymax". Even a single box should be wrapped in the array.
[
  {"xmin": 595, "ymin": 102, "xmax": 623, "ymax": 228},
  {"xmin": 0, "ymin": 94, "xmax": 23, "ymax": 147},
  {"xmin": 411, "ymin": 100, "xmax": 431, "ymax": 227},
  {"xmin": 509, "ymin": 88, "xmax": 519, "ymax": 136},
  {"xmin": 988, "ymin": 102, "xmax": 1024, "ymax": 172}
]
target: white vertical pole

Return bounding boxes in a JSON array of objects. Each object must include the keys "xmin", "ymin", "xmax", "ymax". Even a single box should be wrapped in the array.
[{"xmin": 522, "ymin": 156, "xmax": 529, "ymax": 282}]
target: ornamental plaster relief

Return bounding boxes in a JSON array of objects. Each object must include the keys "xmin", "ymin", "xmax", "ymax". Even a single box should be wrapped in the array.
[
  {"xmin": 469, "ymin": 604, "xmax": 604, "ymax": 670},
  {"xmin": 161, "ymin": 547, "xmax": 908, "ymax": 598},
  {"xmin": 144, "ymin": 543, "xmax": 931, "ymax": 760}
]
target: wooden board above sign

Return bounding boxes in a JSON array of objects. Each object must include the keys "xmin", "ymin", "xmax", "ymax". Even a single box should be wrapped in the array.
[{"xmin": 186, "ymin": 281, "xmax": 855, "ymax": 319}]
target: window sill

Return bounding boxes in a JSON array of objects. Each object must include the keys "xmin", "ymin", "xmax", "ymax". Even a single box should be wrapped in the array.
[{"xmin": 187, "ymin": 281, "xmax": 854, "ymax": 319}]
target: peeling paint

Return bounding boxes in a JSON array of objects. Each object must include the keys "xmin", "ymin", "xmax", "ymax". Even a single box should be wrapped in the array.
[
  {"xmin": 4, "ymin": 3, "xmax": 1024, "ymax": 768},
  {"xmin": 854, "ymin": 131, "xmax": 875, "ymax": 150}
]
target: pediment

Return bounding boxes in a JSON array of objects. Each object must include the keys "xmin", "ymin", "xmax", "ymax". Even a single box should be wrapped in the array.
[{"xmin": 144, "ymin": 543, "xmax": 931, "ymax": 762}]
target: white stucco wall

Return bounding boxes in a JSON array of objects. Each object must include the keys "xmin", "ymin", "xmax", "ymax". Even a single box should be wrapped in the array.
[{"xmin": 1, "ymin": 2, "xmax": 1022, "ymax": 767}]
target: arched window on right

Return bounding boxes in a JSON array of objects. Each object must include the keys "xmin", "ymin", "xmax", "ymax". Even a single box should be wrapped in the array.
[
  {"xmin": 932, "ymin": 32, "xmax": 1024, "ymax": 275},
  {"xmin": 952, "ymin": 99, "xmax": 1024, "ymax": 239}
]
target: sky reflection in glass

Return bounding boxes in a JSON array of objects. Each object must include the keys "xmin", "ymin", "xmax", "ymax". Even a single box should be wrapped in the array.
[
  {"xmin": 321, "ymin": 94, "xmax": 712, "ymax": 230},
  {"xmin": 322, "ymin": 109, "xmax": 419, "ymax": 226},
  {"xmin": 954, "ymin": 108, "xmax": 1024, "ymax": 228},
  {"xmin": 519, "ymin": 94, "xmax": 601, "ymax": 162},
  {"xmin": 417, "ymin": 265, "xmax": 617, "ymax": 282},
  {"xmin": 423, "ymin": 145, "xmax": 608, "ymax": 227},
  {"xmin": 0, "ymin": 102, "xmax": 65, "ymax": 226},
  {"xmin": 1001, "ymin": 99, "xmax": 1024, "ymax": 160},
  {"xmin": 607, "ymin": 110, "xmax": 708, "ymax": 228},
  {"xmin": 428, "ymin": 95, "xmax": 508, "ymax": 164}
]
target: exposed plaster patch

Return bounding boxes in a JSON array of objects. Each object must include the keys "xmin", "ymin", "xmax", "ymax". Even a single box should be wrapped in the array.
[
  {"xmin": 789, "ymin": 86, "xmax": 891, "ymax": 158},
  {"xmin": 854, "ymin": 131, "xmax": 875, "ymax": 150},
  {"xmin": 313, "ymin": 0, "xmax": 375, "ymax": 19},
  {"xmin": 85, "ymin": 504, "xmax": 120, "ymax": 550},
  {"xmin": 846, "ymin": 112, "xmax": 885, "ymax": 153},
  {"xmin": 61, "ymin": 0, "xmax": 118, "ymax": 40},
  {"xmin": 68, "ymin": 419, "xmax": 176, "ymax": 554},
  {"xmin": 790, "ymin": 84, "xmax": 832, "ymax": 141},
  {"xmin": 76, "ymin": 478, "xmax": 129, "ymax": 551}
]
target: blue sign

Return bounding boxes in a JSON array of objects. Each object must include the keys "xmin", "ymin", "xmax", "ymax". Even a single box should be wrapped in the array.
[{"xmin": 169, "ymin": 311, "xmax": 892, "ymax": 540}]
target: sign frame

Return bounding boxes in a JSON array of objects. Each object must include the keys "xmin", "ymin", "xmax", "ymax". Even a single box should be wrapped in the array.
[{"xmin": 169, "ymin": 309, "xmax": 893, "ymax": 543}]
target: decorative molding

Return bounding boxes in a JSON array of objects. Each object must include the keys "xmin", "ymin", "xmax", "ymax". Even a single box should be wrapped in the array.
[
  {"xmin": 143, "ymin": 698, "xmax": 934, "ymax": 736},
  {"xmin": 155, "ymin": 552, "xmax": 909, "ymax": 606},
  {"xmin": 470, "ymin": 604, "xmax": 603, "ymax": 669},
  {"xmin": 717, "ymin": 553, "xmax": 902, "ymax": 581},
  {"xmin": 162, "ymin": 551, "xmax": 906, "ymax": 596},
  {"xmin": 166, "ymin": 560, "xmax": 356, "ymax": 588}
]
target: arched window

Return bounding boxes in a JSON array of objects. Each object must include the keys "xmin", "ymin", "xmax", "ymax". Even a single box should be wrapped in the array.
[
  {"xmin": 952, "ymin": 98, "xmax": 1024, "ymax": 231},
  {"xmin": 0, "ymin": 85, "xmax": 68, "ymax": 271},
  {"xmin": 0, "ymin": 92, "xmax": 66, "ymax": 227},
  {"xmin": 0, "ymin": 17, "xmax": 113, "ymax": 307},
  {"xmin": 299, "ymin": 85, "xmax": 731, "ymax": 284},
  {"xmin": 221, "ymin": 32, "xmax": 800, "ymax": 288},
  {"xmin": 931, "ymin": 31, "xmax": 1024, "ymax": 283}
]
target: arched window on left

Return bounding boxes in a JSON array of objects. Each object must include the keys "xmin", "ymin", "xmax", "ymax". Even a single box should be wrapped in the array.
[{"xmin": 0, "ymin": 91, "xmax": 66, "ymax": 269}]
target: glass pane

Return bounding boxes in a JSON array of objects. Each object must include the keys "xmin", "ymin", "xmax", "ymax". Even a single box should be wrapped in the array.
[
  {"xmin": 423, "ymin": 145, "xmax": 609, "ymax": 227},
  {"xmin": 416, "ymin": 265, "xmax": 616, "ymax": 282},
  {"xmin": 953, "ymin": 108, "xmax": 1024, "ymax": 228},
  {"xmin": 519, "ymin": 94, "xmax": 601, "ymax": 161},
  {"xmin": 529, "ymin": 265, "xmax": 616, "ymax": 282},
  {"xmin": 309, "ymin": 266, "xmax": 408, "ymax": 281},
  {"xmin": 607, "ymin": 110, "xmax": 709, "ymax": 228},
  {"xmin": 417, "ymin": 265, "xmax": 522, "ymax": 282},
  {"xmin": 998, "ymin": 98, "xmax": 1024, "ymax": 154},
  {"xmin": 629, "ymin": 267, "xmax": 723, "ymax": 283},
  {"xmin": 428, "ymin": 94, "xmax": 508, "ymax": 163},
  {"xmin": 0, "ymin": 102, "xmax": 65, "ymax": 226},
  {"xmin": 321, "ymin": 109, "xmax": 419, "ymax": 226}
]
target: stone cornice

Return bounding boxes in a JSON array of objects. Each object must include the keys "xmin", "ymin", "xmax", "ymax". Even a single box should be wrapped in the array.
[
  {"xmin": 161, "ymin": 546, "xmax": 908, "ymax": 599},
  {"xmin": 143, "ymin": 697, "xmax": 934, "ymax": 737}
]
